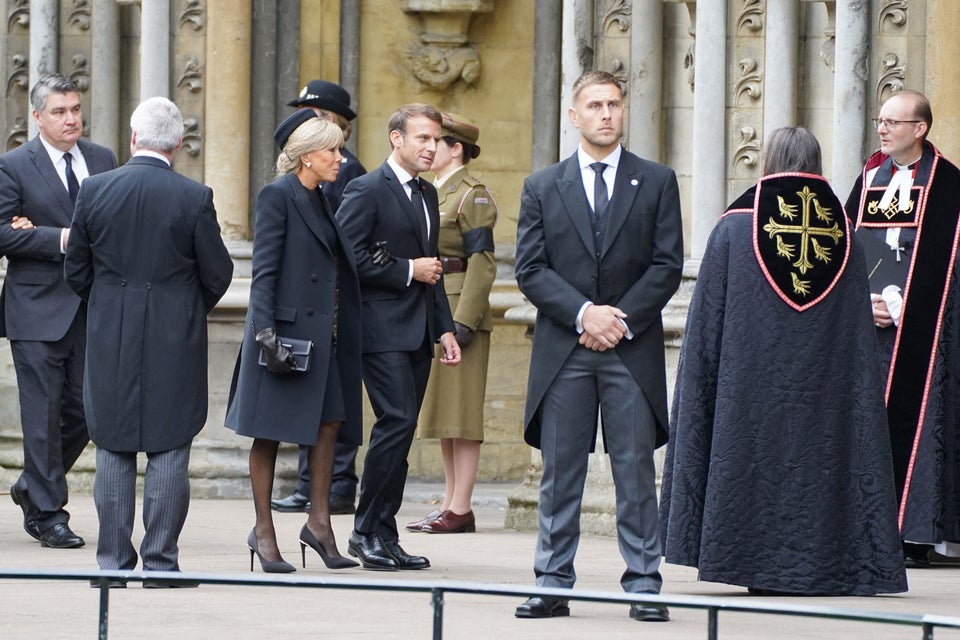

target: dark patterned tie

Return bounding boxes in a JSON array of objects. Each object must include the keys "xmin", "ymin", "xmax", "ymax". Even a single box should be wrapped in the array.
[
  {"xmin": 409, "ymin": 178, "xmax": 428, "ymax": 243},
  {"xmin": 591, "ymin": 162, "xmax": 608, "ymax": 219},
  {"xmin": 63, "ymin": 153, "xmax": 80, "ymax": 205}
]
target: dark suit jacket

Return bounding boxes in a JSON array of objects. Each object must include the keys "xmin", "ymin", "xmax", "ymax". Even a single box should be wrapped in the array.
[
  {"xmin": 0, "ymin": 136, "xmax": 117, "ymax": 340},
  {"xmin": 225, "ymin": 173, "xmax": 363, "ymax": 447},
  {"xmin": 515, "ymin": 149, "xmax": 684, "ymax": 449},
  {"xmin": 335, "ymin": 161, "xmax": 455, "ymax": 352},
  {"xmin": 64, "ymin": 156, "xmax": 233, "ymax": 453},
  {"xmin": 322, "ymin": 147, "xmax": 366, "ymax": 212}
]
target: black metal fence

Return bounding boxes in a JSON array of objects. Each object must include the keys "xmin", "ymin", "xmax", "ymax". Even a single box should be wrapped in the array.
[{"xmin": 3, "ymin": 568, "xmax": 960, "ymax": 640}]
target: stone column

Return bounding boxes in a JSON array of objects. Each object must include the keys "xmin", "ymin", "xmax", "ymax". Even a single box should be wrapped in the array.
[
  {"xmin": 205, "ymin": 1, "xmax": 252, "ymax": 240},
  {"xmin": 140, "ymin": 0, "xmax": 170, "ymax": 100},
  {"xmin": 250, "ymin": 1, "xmax": 281, "ymax": 209},
  {"xmin": 559, "ymin": 0, "xmax": 590, "ymax": 157},
  {"xmin": 531, "ymin": 0, "xmax": 561, "ymax": 172},
  {"xmin": 90, "ymin": 0, "xmax": 120, "ymax": 153},
  {"xmin": 690, "ymin": 0, "xmax": 727, "ymax": 260},
  {"xmin": 927, "ymin": 3, "xmax": 960, "ymax": 161},
  {"xmin": 340, "ymin": 2, "xmax": 361, "ymax": 156},
  {"xmin": 28, "ymin": 0, "xmax": 58, "ymax": 139},
  {"xmin": 629, "ymin": 0, "xmax": 663, "ymax": 162},
  {"xmin": 762, "ymin": 0, "xmax": 798, "ymax": 137},
  {"xmin": 831, "ymin": 0, "xmax": 868, "ymax": 198}
]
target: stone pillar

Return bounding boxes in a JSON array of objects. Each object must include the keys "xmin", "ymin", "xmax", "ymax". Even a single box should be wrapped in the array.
[
  {"xmin": 340, "ymin": 2, "xmax": 361, "ymax": 156},
  {"xmin": 831, "ymin": 0, "xmax": 869, "ymax": 198},
  {"xmin": 205, "ymin": 1, "xmax": 252, "ymax": 240},
  {"xmin": 927, "ymin": 3, "xmax": 960, "ymax": 161},
  {"xmin": 90, "ymin": 0, "xmax": 120, "ymax": 153},
  {"xmin": 140, "ymin": 0, "xmax": 171, "ymax": 100},
  {"xmin": 28, "ymin": 0, "xmax": 58, "ymax": 139},
  {"xmin": 559, "ymin": 0, "xmax": 590, "ymax": 157},
  {"xmin": 531, "ymin": 0, "xmax": 561, "ymax": 172},
  {"xmin": 762, "ymin": 0, "xmax": 798, "ymax": 137},
  {"xmin": 629, "ymin": 0, "xmax": 663, "ymax": 162},
  {"xmin": 250, "ymin": 1, "xmax": 281, "ymax": 209},
  {"xmin": 690, "ymin": 0, "xmax": 727, "ymax": 260}
]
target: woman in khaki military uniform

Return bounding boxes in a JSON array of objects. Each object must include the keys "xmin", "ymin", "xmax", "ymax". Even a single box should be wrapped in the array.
[{"xmin": 406, "ymin": 114, "xmax": 497, "ymax": 534}]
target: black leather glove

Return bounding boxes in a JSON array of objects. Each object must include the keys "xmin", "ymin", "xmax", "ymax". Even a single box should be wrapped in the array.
[
  {"xmin": 454, "ymin": 322, "xmax": 474, "ymax": 350},
  {"xmin": 255, "ymin": 327, "xmax": 296, "ymax": 374},
  {"xmin": 371, "ymin": 240, "xmax": 393, "ymax": 266}
]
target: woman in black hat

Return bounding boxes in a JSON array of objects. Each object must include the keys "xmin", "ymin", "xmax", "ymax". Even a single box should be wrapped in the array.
[{"xmin": 225, "ymin": 111, "xmax": 362, "ymax": 572}]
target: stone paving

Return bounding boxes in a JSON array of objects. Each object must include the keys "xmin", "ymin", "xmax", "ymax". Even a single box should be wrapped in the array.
[{"xmin": 2, "ymin": 484, "xmax": 960, "ymax": 639}]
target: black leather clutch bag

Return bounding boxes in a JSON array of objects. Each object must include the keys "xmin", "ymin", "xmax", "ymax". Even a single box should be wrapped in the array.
[{"xmin": 258, "ymin": 336, "xmax": 314, "ymax": 372}]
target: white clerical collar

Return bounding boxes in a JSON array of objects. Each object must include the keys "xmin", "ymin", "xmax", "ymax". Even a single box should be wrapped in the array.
[{"xmin": 878, "ymin": 156, "xmax": 919, "ymax": 212}]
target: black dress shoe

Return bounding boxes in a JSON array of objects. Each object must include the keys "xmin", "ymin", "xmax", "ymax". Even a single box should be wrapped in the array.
[
  {"xmin": 270, "ymin": 491, "xmax": 310, "ymax": 513},
  {"xmin": 329, "ymin": 492, "xmax": 356, "ymax": 515},
  {"xmin": 347, "ymin": 531, "xmax": 399, "ymax": 570},
  {"xmin": 382, "ymin": 539, "xmax": 430, "ymax": 570},
  {"xmin": 903, "ymin": 542, "xmax": 932, "ymax": 568},
  {"xmin": 515, "ymin": 596, "xmax": 570, "ymax": 619},
  {"xmin": 629, "ymin": 603, "xmax": 670, "ymax": 622},
  {"xmin": 143, "ymin": 579, "xmax": 200, "ymax": 589},
  {"xmin": 39, "ymin": 523, "xmax": 85, "ymax": 549},
  {"xmin": 10, "ymin": 485, "xmax": 42, "ymax": 541}
]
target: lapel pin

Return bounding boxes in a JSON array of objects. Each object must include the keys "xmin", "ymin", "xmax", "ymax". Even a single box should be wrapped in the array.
[{"xmin": 630, "ymin": 179, "xmax": 639, "ymax": 186}]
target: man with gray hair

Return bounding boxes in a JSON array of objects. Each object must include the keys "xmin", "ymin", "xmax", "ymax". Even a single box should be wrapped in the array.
[
  {"xmin": 0, "ymin": 73, "xmax": 117, "ymax": 549},
  {"xmin": 65, "ymin": 97, "xmax": 233, "ymax": 585}
]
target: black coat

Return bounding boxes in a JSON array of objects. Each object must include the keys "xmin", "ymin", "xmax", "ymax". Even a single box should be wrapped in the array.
[
  {"xmin": 335, "ymin": 161, "xmax": 455, "ymax": 353},
  {"xmin": 515, "ymin": 150, "xmax": 684, "ymax": 449},
  {"xmin": 64, "ymin": 156, "xmax": 233, "ymax": 453},
  {"xmin": 225, "ymin": 174, "xmax": 362, "ymax": 447}
]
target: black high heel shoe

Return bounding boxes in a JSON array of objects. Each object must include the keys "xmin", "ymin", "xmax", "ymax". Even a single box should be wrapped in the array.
[
  {"xmin": 247, "ymin": 529, "xmax": 296, "ymax": 573},
  {"xmin": 299, "ymin": 524, "xmax": 359, "ymax": 569}
]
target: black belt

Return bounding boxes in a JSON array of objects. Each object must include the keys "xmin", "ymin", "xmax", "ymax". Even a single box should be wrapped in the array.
[{"xmin": 440, "ymin": 257, "xmax": 468, "ymax": 273}]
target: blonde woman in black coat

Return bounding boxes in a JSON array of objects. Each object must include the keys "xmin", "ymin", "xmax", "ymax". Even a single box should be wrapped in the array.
[{"xmin": 226, "ymin": 111, "xmax": 362, "ymax": 572}]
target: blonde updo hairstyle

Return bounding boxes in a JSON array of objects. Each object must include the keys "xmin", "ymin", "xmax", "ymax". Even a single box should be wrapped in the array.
[{"xmin": 276, "ymin": 117, "xmax": 344, "ymax": 176}]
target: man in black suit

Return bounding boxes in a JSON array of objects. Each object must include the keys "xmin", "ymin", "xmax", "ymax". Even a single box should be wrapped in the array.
[
  {"xmin": 513, "ymin": 71, "xmax": 683, "ymax": 622},
  {"xmin": 336, "ymin": 103, "xmax": 461, "ymax": 570},
  {"xmin": 0, "ymin": 74, "xmax": 117, "ymax": 549},
  {"xmin": 65, "ymin": 96, "xmax": 232, "ymax": 582},
  {"xmin": 272, "ymin": 80, "xmax": 367, "ymax": 516}
]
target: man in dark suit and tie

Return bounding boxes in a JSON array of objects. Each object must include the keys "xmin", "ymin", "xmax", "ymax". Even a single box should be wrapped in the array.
[
  {"xmin": 513, "ymin": 71, "xmax": 683, "ymax": 622},
  {"xmin": 0, "ymin": 73, "xmax": 117, "ymax": 549},
  {"xmin": 336, "ymin": 103, "xmax": 461, "ymax": 570},
  {"xmin": 64, "ymin": 96, "xmax": 233, "ymax": 583}
]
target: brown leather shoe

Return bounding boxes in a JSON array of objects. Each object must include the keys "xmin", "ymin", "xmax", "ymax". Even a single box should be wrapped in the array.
[
  {"xmin": 422, "ymin": 509, "xmax": 476, "ymax": 534},
  {"xmin": 405, "ymin": 509, "xmax": 442, "ymax": 532}
]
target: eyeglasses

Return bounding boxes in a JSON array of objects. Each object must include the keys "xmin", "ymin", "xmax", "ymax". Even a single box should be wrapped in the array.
[{"xmin": 872, "ymin": 118, "xmax": 921, "ymax": 130}]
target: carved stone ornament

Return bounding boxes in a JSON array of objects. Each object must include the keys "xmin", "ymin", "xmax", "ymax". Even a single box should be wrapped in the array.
[
  {"xmin": 734, "ymin": 58, "xmax": 762, "ymax": 105},
  {"xmin": 182, "ymin": 117, "xmax": 202, "ymax": 157},
  {"xmin": 401, "ymin": 0, "xmax": 493, "ymax": 90},
  {"xmin": 7, "ymin": 0, "xmax": 28, "ymax": 32},
  {"xmin": 683, "ymin": 2, "xmax": 696, "ymax": 92},
  {"xmin": 6, "ymin": 53, "xmax": 28, "ymax": 97},
  {"xmin": 876, "ymin": 52, "xmax": 905, "ymax": 105},
  {"xmin": 180, "ymin": 0, "xmax": 205, "ymax": 32},
  {"xmin": 879, "ymin": 0, "xmax": 908, "ymax": 30},
  {"xmin": 68, "ymin": 0, "xmax": 91, "ymax": 31},
  {"xmin": 177, "ymin": 56, "xmax": 203, "ymax": 93},
  {"xmin": 601, "ymin": 0, "xmax": 630, "ymax": 34},
  {"xmin": 6, "ymin": 116, "xmax": 27, "ymax": 151},
  {"xmin": 820, "ymin": 1, "xmax": 836, "ymax": 71},
  {"xmin": 69, "ymin": 54, "xmax": 90, "ymax": 92},
  {"xmin": 737, "ymin": 0, "xmax": 763, "ymax": 35},
  {"xmin": 734, "ymin": 126, "xmax": 760, "ymax": 168}
]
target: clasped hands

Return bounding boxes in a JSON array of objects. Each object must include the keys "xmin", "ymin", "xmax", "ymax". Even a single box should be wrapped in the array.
[
  {"xmin": 579, "ymin": 304, "xmax": 628, "ymax": 352},
  {"xmin": 413, "ymin": 256, "xmax": 443, "ymax": 285}
]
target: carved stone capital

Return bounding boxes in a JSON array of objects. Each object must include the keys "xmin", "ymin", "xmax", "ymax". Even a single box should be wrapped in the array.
[{"xmin": 401, "ymin": 0, "xmax": 493, "ymax": 89}]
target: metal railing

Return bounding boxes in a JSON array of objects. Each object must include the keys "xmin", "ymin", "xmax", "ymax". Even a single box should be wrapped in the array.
[{"xmin": 2, "ymin": 568, "xmax": 960, "ymax": 640}]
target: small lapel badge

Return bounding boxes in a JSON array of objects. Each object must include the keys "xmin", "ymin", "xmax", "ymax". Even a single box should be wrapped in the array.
[{"xmin": 630, "ymin": 179, "xmax": 639, "ymax": 186}]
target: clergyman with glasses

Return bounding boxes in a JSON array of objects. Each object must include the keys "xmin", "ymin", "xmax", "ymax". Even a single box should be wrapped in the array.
[{"xmin": 845, "ymin": 89, "xmax": 960, "ymax": 568}]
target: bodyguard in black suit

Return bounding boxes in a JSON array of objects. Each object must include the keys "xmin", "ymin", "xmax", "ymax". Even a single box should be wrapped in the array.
[
  {"xmin": 0, "ymin": 74, "xmax": 117, "ymax": 548},
  {"xmin": 513, "ymin": 72, "xmax": 683, "ymax": 622},
  {"xmin": 336, "ymin": 103, "xmax": 461, "ymax": 570},
  {"xmin": 65, "ymin": 97, "xmax": 233, "ymax": 577}
]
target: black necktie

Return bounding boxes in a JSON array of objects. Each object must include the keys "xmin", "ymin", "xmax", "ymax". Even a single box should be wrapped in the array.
[
  {"xmin": 591, "ymin": 162, "xmax": 608, "ymax": 219},
  {"xmin": 63, "ymin": 153, "xmax": 80, "ymax": 205},
  {"xmin": 409, "ymin": 178, "xmax": 428, "ymax": 243}
]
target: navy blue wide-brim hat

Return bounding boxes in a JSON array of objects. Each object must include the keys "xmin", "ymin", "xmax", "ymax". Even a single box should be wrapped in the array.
[
  {"xmin": 274, "ymin": 109, "xmax": 319, "ymax": 150},
  {"xmin": 287, "ymin": 80, "xmax": 357, "ymax": 121}
]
